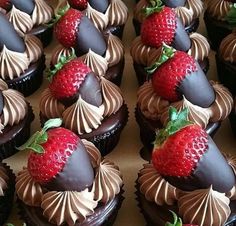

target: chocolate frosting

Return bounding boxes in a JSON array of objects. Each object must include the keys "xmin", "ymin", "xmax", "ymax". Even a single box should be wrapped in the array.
[
  {"xmin": 76, "ymin": 16, "xmax": 107, "ymax": 57},
  {"xmin": 166, "ymin": 136, "xmax": 235, "ymax": 193},
  {"xmin": 172, "ymin": 17, "xmax": 191, "ymax": 51},
  {"xmin": 0, "ymin": 12, "xmax": 25, "ymax": 52},
  {"xmin": 0, "ymin": 91, "xmax": 3, "ymax": 115},
  {"xmin": 44, "ymin": 140, "xmax": 94, "ymax": 192},
  {"xmin": 11, "ymin": 0, "xmax": 35, "ymax": 15},
  {"xmin": 163, "ymin": 0, "xmax": 186, "ymax": 7},
  {"xmin": 178, "ymin": 63, "xmax": 215, "ymax": 108},
  {"xmin": 89, "ymin": 0, "xmax": 109, "ymax": 13}
]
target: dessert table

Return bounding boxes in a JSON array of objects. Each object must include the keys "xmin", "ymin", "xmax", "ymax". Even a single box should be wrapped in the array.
[{"xmin": 5, "ymin": 0, "xmax": 236, "ymax": 225}]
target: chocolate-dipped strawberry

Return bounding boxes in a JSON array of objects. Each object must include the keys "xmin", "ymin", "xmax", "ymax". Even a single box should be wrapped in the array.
[
  {"xmin": 18, "ymin": 118, "xmax": 94, "ymax": 192},
  {"xmin": 10, "ymin": 0, "xmax": 35, "ymax": 15},
  {"xmin": 146, "ymin": 45, "xmax": 215, "ymax": 108},
  {"xmin": 141, "ymin": 0, "xmax": 191, "ymax": 51},
  {"xmin": 152, "ymin": 107, "xmax": 235, "ymax": 193},
  {"xmin": 0, "ymin": 0, "xmax": 12, "ymax": 11},
  {"xmin": 0, "ymin": 12, "xmax": 25, "ymax": 52},
  {"xmin": 48, "ymin": 53, "xmax": 102, "ymax": 107},
  {"xmin": 162, "ymin": 0, "xmax": 186, "ymax": 8},
  {"xmin": 67, "ymin": 0, "xmax": 88, "ymax": 10},
  {"xmin": 54, "ymin": 5, "xmax": 106, "ymax": 56}
]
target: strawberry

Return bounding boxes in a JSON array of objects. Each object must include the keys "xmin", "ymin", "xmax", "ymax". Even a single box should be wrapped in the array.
[
  {"xmin": 165, "ymin": 211, "xmax": 198, "ymax": 226},
  {"xmin": 68, "ymin": 0, "xmax": 88, "ymax": 10},
  {"xmin": 0, "ymin": 0, "xmax": 11, "ymax": 11},
  {"xmin": 152, "ymin": 107, "xmax": 208, "ymax": 177}
]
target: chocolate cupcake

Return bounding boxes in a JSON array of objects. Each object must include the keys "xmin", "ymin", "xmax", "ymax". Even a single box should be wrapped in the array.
[
  {"xmin": 131, "ymin": 3, "xmax": 210, "ymax": 86},
  {"xmin": 229, "ymin": 97, "xmax": 236, "ymax": 137},
  {"xmin": 216, "ymin": 30, "xmax": 236, "ymax": 95},
  {"xmin": 136, "ymin": 109, "xmax": 236, "ymax": 225},
  {"xmin": 135, "ymin": 46, "xmax": 233, "ymax": 159},
  {"xmin": 59, "ymin": 0, "xmax": 128, "ymax": 39},
  {"xmin": 16, "ymin": 119, "xmax": 124, "ymax": 226},
  {"xmin": 6, "ymin": 0, "xmax": 54, "ymax": 47},
  {"xmin": 0, "ymin": 163, "xmax": 15, "ymax": 226},
  {"xmin": 0, "ymin": 79, "xmax": 34, "ymax": 160},
  {"xmin": 133, "ymin": 0, "xmax": 202, "ymax": 36},
  {"xmin": 204, "ymin": 0, "xmax": 236, "ymax": 50},
  {"xmin": 51, "ymin": 6, "xmax": 125, "ymax": 86},
  {"xmin": 0, "ymin": 12, "xmax": 45, "ymax": 96},
  {"xmin": 39, "ymin": 58, "xmax": 128, "ymax": 156}
]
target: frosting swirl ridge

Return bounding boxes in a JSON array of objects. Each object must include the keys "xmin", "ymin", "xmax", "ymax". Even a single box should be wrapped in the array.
[{"xmin": 51, "ymin": 45, "xmax": 74, "ymax": 66}]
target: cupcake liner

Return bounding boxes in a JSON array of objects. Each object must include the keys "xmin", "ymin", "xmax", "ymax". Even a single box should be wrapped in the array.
[
  {"xmin": 0, "ymin": 163, "xmax": 15, "ymax": 226},
  {"xmin": 216, "ymin": 54, "xmax": 236, "ymax": 96},
  {"xmin": 18, "ymin": 189, "xmax": 124, "ymax": 226},
  {"xmin": 229, "ymin": 113, "xmax": 236, "ymax": 137},
  {"xmin": 0, "ymin": 104, "xmax": 34, "ymax": 160},
  {"xmin": 6, "ymin": 55, "xmax": 46, "ymax": 97}
]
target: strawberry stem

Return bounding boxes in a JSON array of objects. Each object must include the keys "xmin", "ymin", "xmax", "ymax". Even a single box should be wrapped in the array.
[
  {"xmin": 165, "ymin": 211, "xmax": 183, "ymax": 226},
  {"xmin": 145, "ymin": 44, "xmax": 176, "ymax": 76},
  {"xmin": 16, "ymin": 118, "xmax": 63, "ymax": 153},
  {"xmin": 47, "ymin": 49, "xmax": 76, "ymax": 82},
  {"xmin": 226, "ymin": 3, "xmax": 236, "ymax": 25},
  {"xmin": 154, "ymin": 107, "xmax": 193, "ymax": 147},
  {"xmin": 143, "ymin": 0, "xmax": 164, "ymax": 17}
]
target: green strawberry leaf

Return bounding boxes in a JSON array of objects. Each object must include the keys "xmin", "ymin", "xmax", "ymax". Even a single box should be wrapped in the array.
[
  {"xmin": 36, "ymin": 131, "xmax": 48, "ymax": 144},
  {"xmin": 165, "ymin": 211, "xmax": 183, "ymax": 226},
  {"xmin": 169, "ymin": 106, "xmax": 178, "ymax": 121},
  {"xmin": 143, "ymin": 0, "xmax": 164, "ymax": 16},
  {"xmin": 16, "ymin": 132, "xmax": 40, "ymax": 151},
  {"xmin": 43, "ymin": 118, "xmax": 63, "ymax": 132},
  {"xmin": 226, "ymin": 3, "xmax": 236, "ymax": 25},
  {"xmin": 30, "ymin": 143, "xmax": 45, "ymax": 154}
]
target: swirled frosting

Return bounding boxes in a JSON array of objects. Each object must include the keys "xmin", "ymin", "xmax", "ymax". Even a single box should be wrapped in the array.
[
  {"xmin": 31, "ymin": 0, "xmax": 54, "ymax": 26},
  {"xmin": 62, "ymin": 95, "xmax": 105, "ymax": 135},
  {"xmin": 227, "ymin": 185, "xmax": 236, "ymax": 200},
  {"xmin": 24, "ymin": 34, "xmax": 43, "ymax": 63},
  {"xmin": 137, "ymin": 81, "xmax": 169, "ymax": 120},
  {"xmin": 219, "ymin": 31, "xmax": 236, "ymax": 63},
  {"xmin": 0, "ymin": 165, "xmax": 8, "ymax": 196},
  {"xmin": 51, "ymin": 45, "xmax": 74, "ymax": 66},
  {"xmin": 133, "ymin": 0, "xmax": 147, "ymax": 23},
  {"xmin": 178, "ymin": 186, "xmax": 230, "ymax": 226},
  {"xmin": 7, "ymin": 6, "xmax": 33, "ymax": 36},
  {"xmin": 188, "ymin": 32, "xmax": 210, "ymax": 61},
  {"xmin": 0, "ymin": 79, "xmax": 7, "ymax": 90},
  {"xmin": 16, "ymin": 168, "xmax": 43, "ymax": 207},
  {"xmin": 100, "ymin": 77, "xmax": 123, "ymax": 117},
  {"xmin": 0, "ymin": 45, "xmax": 30, "ymax": 79},
  {"xmin": 205, "ymin": 0, "xmax": 232, "ymax": 21},
  {"xmin": 106, "ymin": 0, "xmax": 128, "ymax": 26},
  {"xmin": 92, "ymin": 159, "xmax": 123, "ymax": 203},
  {"xmin": 41, "ymin": 190, "xmax": 98, "ymax": 225},
  {"xmin": 39, "ymin": 88, "xmax": 65, "ymax": 119},
  {"xmin": 138, "ymin": 164, "xmax": 178, "ymax": 205}
]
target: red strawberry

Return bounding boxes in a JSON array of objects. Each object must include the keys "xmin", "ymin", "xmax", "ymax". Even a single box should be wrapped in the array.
[
  {"xmin": 68, "ymin": 0, "xmax": 88, "ymax": 10},
  {"xmin": 0, "ymin": 0, "xmax": 11, "ymax": 11},
  {"xmin": 152, "ymin": 107, "xmax": 208, "ymax": 177},
  {"xmin": 165, "ymin": 211, "xmax": 198, "ymax": 226}
]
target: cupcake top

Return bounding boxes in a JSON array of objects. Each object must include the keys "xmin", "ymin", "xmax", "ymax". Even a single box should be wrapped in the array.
[
  {"xmin": 0, "ymin": 79, "xmax": 28, "ymax": 132},
  {"xmin": 0, "ymin": 163, "xmax": 9, "ymax": 196},
  {"xmin": 16, "ymin": 119, "xmax": 123, "ymax": 225},
  {"xmin": 7, "ymin": 0, "xmax": 54, "ymax": 36},
  {"xmin": 134, "ymin": 0, "xmax": 203, "ymax": 26},
  {"xmin": 219, "ymin": 30, "xmax": 236, "ymax": 63}
]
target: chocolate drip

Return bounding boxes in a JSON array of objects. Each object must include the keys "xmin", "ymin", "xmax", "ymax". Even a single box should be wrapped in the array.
[
  {"xmin": 75, "ymin": 16, "xmax": 107, "ymax": 57},
  {"xmin": 11, "ymin": 0, "xmax": 35, "ymax": 15},
  {"xmin": 0, "ymin": 12, "xmax": 25, "ymax": 52},
  {"xmin": 166, "ymin": 136, "xmax": 235, "ymax": 193},
  {"xmin": 163, "ymin": 0, "xmax": 186, "ymax": 8},
  {"xmin": 172, "ymin": 17, "xmax": 191, "ymax": 52},
  {"xmin": 0, "ymin": 91, "xmax": 3, "ymax": 115},
  {"xmin": 178, "ymin": 62, "xmax": 215, "ymax": 108},
  {"xmin": 44, "ymin": 140, "xmax": 94, "ymax": 192},
  {"xmin": 89, "ymin": 0, "xmax": 109, "ymax": 13}
]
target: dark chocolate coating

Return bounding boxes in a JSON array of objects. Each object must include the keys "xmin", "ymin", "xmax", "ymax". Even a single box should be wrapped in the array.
[
  {"xmin": 0, "ymin": 91, "xmax": 3, "ymax": 115},
  {"xmin": 166, "ymin": 136, "xmax": 236, "ymax": 193},
  {"xmin": 11, "ymin": 0, "xmax": 35, "ymax": 15},
  {"xmin": 44, "ymin": 140, "xmax": 94, "ymax": 192},
  {"xmin": 178, "ymin": 62, "xmax": 215, "ymax": 108},
  {"xmin": 172, "ymin": 17, "xmax": 191, "ymax": 52},
  {"xmin": 0, "ymin": 12, "xmax": 25, "ymax": 52},
  {"xmin": 75, "ymin": 16, "xmax": 107, "ymax": 56},
  {"xmin": 89, "ymin": 0, "xmax": 109, "ymax": 13},
  {"xmin": 163, "ymin": 0, "xmax": 186, "ymax": 7}
]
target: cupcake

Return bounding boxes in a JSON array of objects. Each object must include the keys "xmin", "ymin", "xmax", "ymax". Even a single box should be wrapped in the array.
[
  {"xmin": 130, "ymin": 3, "xmax": 210, "ymax": 85},
  {"xmin": 133, "ymin": 0, "xmax": 203, "ymax": 36},
  {"xmin": 51, "ymin": 6, "xmax": 125, "ymax": 86},
  {"xmin": 229, "ymin": 97, "xmax": 236, "ymax": 137},
  {"xmin": 0, "ymin": 163, "xmax": 15, "ymax": 226},
  {"xmin": 0, "ymin": 12, "xmax": 45, "ymax": 96},
  {"xmin": 60, "ymin": 0, "xmax": 129, "ymax": 39},
  {"xmin": 136, "ymin": 108, "xmax": 236, "ymax": 225},
  {"xmin": 0, "ymin": 79, "xmax": 34, "ymax": 160},
  {"xmin": 135, "ymin": 46, "xmax": 233, "ymax": 159},
  {"xmin": 204, "ymin": 0, "xmax": 236, "ymax": 50},
  {"xmin": 39, "ymin": 58, "xmax": 128, "ymax": 156},
  {"xmin": 6, "ymin": 0, "xmax": 54, "ymax": 47},
  {"xmin": 16, "ymin": 119, "xmax": 124, "ymax": 226},
  {"xmin": 216, "ymin": 30, "xmax": 236, "ymax": 95}
]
